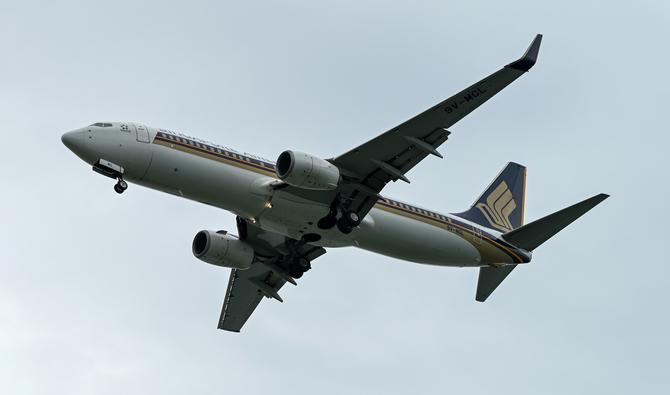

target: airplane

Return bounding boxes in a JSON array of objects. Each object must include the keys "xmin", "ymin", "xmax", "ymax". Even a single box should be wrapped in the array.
[{"xmin": 61, "ymin": 34, "xmax": 608, "ymax": 332}]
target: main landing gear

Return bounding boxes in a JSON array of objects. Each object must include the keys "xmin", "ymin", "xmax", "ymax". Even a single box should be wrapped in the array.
[
  {"xmin": 337, "ymin": 210, "xmax": 361, "ymax": 234},
  {"xmin": 113, "ymin": 178, "xmax": 128, "ymax": 194},
  {"xmin": 287, "ymin": 257, "xmax": 311, "ymax": 279},
  {"xmin": 317, "ymin": 204, "xmax": 361, "ymax": 234},
  {"xmin": 282, "ymin": 236, "xmax": 318, "ymax": 279},
  {"xmin": 238, "ymin": 216, "xmax": 314, "ymax": 281}
]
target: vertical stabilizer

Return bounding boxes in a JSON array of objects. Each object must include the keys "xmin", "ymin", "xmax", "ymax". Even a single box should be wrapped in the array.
[{"xmin": 455, "ymin": 162, "xmax": 526, "ymax": 232}]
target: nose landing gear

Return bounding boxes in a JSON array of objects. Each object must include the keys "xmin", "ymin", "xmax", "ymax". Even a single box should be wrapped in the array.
[
  {"xmin": 92, "ymin": 160, "xmax": 127, "ymax": 195},
  {"xmin": 113, "ymin": 178, "xmax": 128, "ymax": 194}
]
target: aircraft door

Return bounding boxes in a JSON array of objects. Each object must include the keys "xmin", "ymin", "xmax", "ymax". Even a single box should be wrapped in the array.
[{"xmin": 134, "ymin": 123, "xmax": 150, "ymax": 143}]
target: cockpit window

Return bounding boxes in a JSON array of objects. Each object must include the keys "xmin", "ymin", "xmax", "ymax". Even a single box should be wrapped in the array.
[{"xmin": 90, "ymin": 122, "xmax": 113, "ymax": 127}]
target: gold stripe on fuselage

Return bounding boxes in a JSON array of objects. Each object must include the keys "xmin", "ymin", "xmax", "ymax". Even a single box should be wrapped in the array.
[
  {"xmin": 153, "ymin": 132, "xmax": 523, "ymax": 263},
  {"xmin": 153, "ymin": 134, "xmax": 276, "ymax": 177},
  {"xmin": 374, "ymin": 201, "xmax": 523, "ymax": 263}
]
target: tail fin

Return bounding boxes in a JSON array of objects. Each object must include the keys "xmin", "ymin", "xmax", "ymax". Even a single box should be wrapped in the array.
[
  {"xmin": 455, "ymin": 162, "xmax": 527, "ymax": 232},
  {"xmin": 475, "ymin": 193, "xmax": 609, "ymax": 302},
  {"xmin": 502, "ymin": 193, "xmax": 609, "ymax": 251}
]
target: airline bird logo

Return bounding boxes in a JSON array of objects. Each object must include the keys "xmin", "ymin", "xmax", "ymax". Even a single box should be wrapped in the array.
[{"xmin": 476, "ymin": 181, "xmax": 517, "ymax": 231}]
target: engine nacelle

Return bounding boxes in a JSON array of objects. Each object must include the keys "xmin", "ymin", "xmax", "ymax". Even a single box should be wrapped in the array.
[
  {"xmin": 275, "ymin": 150, "xmax": 340, "ymax": 190},
  {"xmin": 192, "ymin": 230, "xmax": 254, "ymax": 270}
]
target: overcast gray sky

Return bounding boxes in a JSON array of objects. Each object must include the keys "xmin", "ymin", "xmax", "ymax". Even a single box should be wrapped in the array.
[{"xmin": 1, "ymin": 1, "xmax": 668, "ymax": 394}]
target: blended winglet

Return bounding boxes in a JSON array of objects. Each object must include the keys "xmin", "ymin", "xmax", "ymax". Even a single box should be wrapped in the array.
[{"xmin": 507, "ymin": 34, "xmax": 543, "ymax": 72}]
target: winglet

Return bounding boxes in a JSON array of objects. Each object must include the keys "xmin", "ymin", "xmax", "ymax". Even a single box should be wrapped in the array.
[{"xmin": 507, "ymin": 34, "xmax": 543, "ymax": 72}]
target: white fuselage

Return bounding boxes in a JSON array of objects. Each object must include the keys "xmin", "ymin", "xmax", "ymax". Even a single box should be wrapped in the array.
[{"xmin": 62, "ymin": 123, "xmax": 529, "ymax": 267}]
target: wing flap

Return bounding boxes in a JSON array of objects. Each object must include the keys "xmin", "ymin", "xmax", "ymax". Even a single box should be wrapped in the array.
[
  {"xmin": 217, "ymin": 218, "xmax": 327, "ymax": 332},
  {"xmin": 218, "ymin": 265, "xmax": 289, "ymax": 332},
  {"xmin": 218, "ymin": 268, "xmax": 265, "ymax": 332}
]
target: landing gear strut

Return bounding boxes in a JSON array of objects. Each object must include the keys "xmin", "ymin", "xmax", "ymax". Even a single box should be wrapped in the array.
[
  {"xmin": 114, "ymin": 178, "xmax": 128, "ymax": 194},
  {"xmin": 317, "ymin": 207, "xmax": 338, "ymax": 230}
]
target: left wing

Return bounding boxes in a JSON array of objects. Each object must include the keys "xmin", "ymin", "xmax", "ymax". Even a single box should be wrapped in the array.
[
  {"xmin": 217, "ymin": 217, "xmax": 326, "ymax": 332},
  {"xmin": 283, "ymin": 35, "xmax": 542, "ymax": 225}
]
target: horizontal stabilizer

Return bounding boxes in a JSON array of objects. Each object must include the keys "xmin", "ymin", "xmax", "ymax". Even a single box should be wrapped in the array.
[
  {"xmin": 476, "ymin": 265, "xmax": 517, "ymax": 302},
  {"xmin": 502, "ymin": 193, "xmax": 609, "ymax": 251}
]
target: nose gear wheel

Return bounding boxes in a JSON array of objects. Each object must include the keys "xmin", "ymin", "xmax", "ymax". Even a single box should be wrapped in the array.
[{"xmin": 114, "ymin": 178, "xmax": 128, "ymax": 194}]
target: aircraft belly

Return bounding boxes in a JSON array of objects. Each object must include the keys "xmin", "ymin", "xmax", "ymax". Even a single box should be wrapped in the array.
[
  {"xmin": 134, "ymin": 144, "xmax": 350, "ymax": 245},
  {"xmin": 353, "ymin": 207, "xmax": 481, "ymax": 266},
  {"xmin": 132, "ymin": 143, "xmax": 495, "ymax": 264},
  {"xmin": 140, "ymin": 145, "xmax": 269, "ymax": 218},
  {"xmin": 255, "ymin": 190, "xmax": 354, "ymax": 246}
]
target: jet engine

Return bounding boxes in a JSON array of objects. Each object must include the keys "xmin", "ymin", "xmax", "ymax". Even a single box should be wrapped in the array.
[
  {"xmin": 275, "ymin": 150, "xmax": 340, "ymax": 190},
  {"xmin": 192, "ymin": 230, "xmax": 254, "ymax": 269}
]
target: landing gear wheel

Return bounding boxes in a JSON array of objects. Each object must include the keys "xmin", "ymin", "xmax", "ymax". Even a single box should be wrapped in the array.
[
  {"xmin": 336, "ymin": 210, "xmax": 360, "ymax": 234},
  {"xmin": 317, "ymin": 211, "xmax": 338, "ymax": 229},
  {"xmin": 297, "ymin": 258, "xmax": 311, "ymax": 272},
  {"xmin": 288, "ymin": 258, "xmax": 311, "ymax": 279},
  {"xmin": 336, "ymin": 220, "xmax": 353, "ymax": 234},
  {"xmin": 342, "ymin": 211, "xmax": 361, "ymax": 226},
  {"xmin": 289, "ymin": 266, "xmax": 304, "ymax": 279},
  {"xmin": 114, "ymin": 178, "xmax": 128, "ymax": 194}
]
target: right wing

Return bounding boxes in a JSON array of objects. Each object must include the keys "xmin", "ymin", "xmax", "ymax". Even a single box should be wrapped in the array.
[
  {"xmin": 219, "ymin": 264, "xmax": 284, "ymax": 332},
  {"xmin": 217, "ymin": 217, "xmax": 326, "ymax": 332}
]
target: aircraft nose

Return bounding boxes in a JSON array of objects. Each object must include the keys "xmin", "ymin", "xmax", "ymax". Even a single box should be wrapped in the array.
[
  {"xmin": 61, "ymin": 130, "xmax": 84, "ymax": 153},
  {"xmin": 61, "ymin": 129, "xmax": 97, "ymax": 164}
]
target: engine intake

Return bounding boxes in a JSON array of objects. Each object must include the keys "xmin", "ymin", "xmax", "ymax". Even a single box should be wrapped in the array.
[
  {"xmin": 192, "ymin": 230, "xmax": 254, "ymax": 269},
  {"xmin": 276, "ymin": 150, "xmax": 340, "ymax": 190}
]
